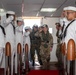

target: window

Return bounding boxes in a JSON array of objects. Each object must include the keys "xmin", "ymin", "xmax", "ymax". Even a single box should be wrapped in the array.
[
  {"xmin": 24, "ymin": 17, "xmax": 41, "ymax": 28},
  {"xmin": 49, "ymin": 28, "xmax": 53, "ymax": 34},
  {"xmin": 23, "ymin": 17, "xmax": 41, "ymax": 32}
]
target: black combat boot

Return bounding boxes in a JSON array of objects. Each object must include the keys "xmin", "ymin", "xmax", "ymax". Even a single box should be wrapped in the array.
[
  {"xmin": 32, "ymin": 60, "xmax": 35, "ymax": 66},
  {"xmin": 39, "ymin": 60, "xmax": 43, "ymax": 65}
]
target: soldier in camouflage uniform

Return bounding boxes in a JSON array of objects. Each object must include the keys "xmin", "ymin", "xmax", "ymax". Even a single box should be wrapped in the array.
[
  {"xmin": 55, "ymin": 23, "xmax": 62, "ymax": 68},
  {"xmin": 30, "ymin": 25, "xmax": 42, "ymax": 66},
  {"xmin": 39, "ymin": 24, "xmax": 53, "ymax": 69}
]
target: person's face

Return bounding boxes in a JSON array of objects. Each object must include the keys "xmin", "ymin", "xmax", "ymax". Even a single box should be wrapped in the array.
[
  {"xmin": 38, "ymin": 27, "xmax": 43, "ymax": 32},
  {"xmin": 56, "ymin": 25, "xmax": 59, "ymax": 30},
  {"xmin": 67, "ymin": 10, "xmax": 76, "ymax": 21},
  {"xmin": 64, "ymin": 10, "xmax": 68, "ymax": 17},
  {"xmin": 9, "ymin": 14, "xmax": 16, "ymax": 20},
  {"xmin": 25, "ymin": 29, "xmax": 29, "ymax": 32},
  {"xmin": 61, "ymin": 10, "xmax": 67, "ymax": 17},
  {"xmin": 33, "ymin": 27, "xmax": 38, "ymax": 31},
  {"xmin": 38, "ymin": 27, "xmax": 41, "ymax": 30},
  {"xmin": 17, "ymin": 21, "xmax": 23, "ymax": 26},
  {"xmin": 43, "ymin": 27, "xmax": 48, "ymax": 32}
]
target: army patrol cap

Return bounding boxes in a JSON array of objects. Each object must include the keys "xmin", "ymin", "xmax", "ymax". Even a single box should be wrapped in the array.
[
  {"xmin": 6, "ymin": 11, "xmax": 15, "ymax": 15},
  {"xmin": 33, "ymin": 24, "xmax": 38, "ymax": 28},
  {"xmin": 17, "ymin": 17, "xmax": 23, "ymax": 22},
  {"xmin": 67, "ymin": 6, "xmax": 76, "ymax": 11},
  {"xmin": 39, "ymin": 25, "xmax": 44, "ymax": 28},
  {"xmin": 42, "ymin": 24, "xmax": 48, "ymax": 28},
  {"xmin": 55, "ymin": 23, "xmax": 61, "ymax": 27},
  {"xmin": 25, "ymin": 26, "xmax": 30, "ymax": 30}
]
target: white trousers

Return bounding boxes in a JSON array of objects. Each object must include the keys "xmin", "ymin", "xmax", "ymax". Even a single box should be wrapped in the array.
[
  {"xmin": 15, "ymin": 43, "xmax": 23, "ymax": 74},
  {"xmin": 11, "ymin": 50, "xmax": 15, "ymax": 75},
  {"xmin": 5, "ymin": 42, "xmax": 15, "ymax": 75},
  {"xmin": 0, "ymin": 48, "xmax": 4, "ymax": 67},
  {"xmin": 22, "ymin": 44, "xmax": 31, "ymax": 69}
]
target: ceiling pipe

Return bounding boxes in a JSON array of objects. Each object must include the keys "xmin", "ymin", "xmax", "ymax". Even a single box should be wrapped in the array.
[
  {"xmin": 56, "ymin": 0, "xmax": 68, "ymax": 11},
  {"xmin": 22, "ymin": 0, "xmax": 24, "ymax": 17},
  {"xmin": 36, "ymin": 0, "xmax": 46, "ymax": 17},
  {"xmin": 50, "ymin": 0, "xmax": 68, "ymax": 17}
]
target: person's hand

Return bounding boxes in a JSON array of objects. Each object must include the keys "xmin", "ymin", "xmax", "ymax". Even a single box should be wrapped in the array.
[
  {"xmin": 29, "ymin": 29, "xmax": 32, "ymax": 32},
  {"xmin": 50, "ymin": 47, "xmax": 52, "ymax": 51},
  {"xmin": 9, "ymin": 16, "xmax": 14, "ymax": 21},
  {"xmin": 39, "ymin": 29, "xmax": 42, "ymax": 33},
  {"xmin": 41, "ymin": 42, "xmax": 45, "ymax": 45}
]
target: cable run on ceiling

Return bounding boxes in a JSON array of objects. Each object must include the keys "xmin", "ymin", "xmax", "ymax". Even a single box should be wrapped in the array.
[
  {"xmin": 51, "ymin": 0, "xmax": 68, "ymax": 17},
  {"xmin": 22, "ymin": 0, "xmax": 24, "ymax": 17},
  {"xmin": 36, "ymin": 0, "xmax": 46, "ymax": 16},
  {"xmin": 56, "ymin": 0, "xmax": 68, "ymax": 10}
]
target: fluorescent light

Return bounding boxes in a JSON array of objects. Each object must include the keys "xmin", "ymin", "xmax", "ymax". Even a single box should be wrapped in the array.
[
  {"xmin": 51, "ymin": 14, "xmax": 53, "ymax": 16},
  {"xmin": 41, "ymin": 8, "xmax": 57, "ymax": 12},
  {"xmin": 0, "ymin": 8, "xmax": 5, "ymax": 12}
]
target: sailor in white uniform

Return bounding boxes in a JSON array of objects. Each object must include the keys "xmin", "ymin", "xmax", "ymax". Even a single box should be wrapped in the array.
[
  {"xmin": 4, "ymin": 11, "xmax": 16, "ymax": 75},
  {"xmin": 64, "ymin": 6, "xmax": 76, "ymax": 75},
  {"xmin": 15, "ymin": 17, "xmax": 24, "ymax": 74},
  {"xmin": 59, "ymin": 7, "xmax": 70, "ymax": 72},
  {"xmin": 60, "ymin": 6, "xmax": 70, "ymax": 43},
  {"xmin": 0, "ymin": 15, "xmax": 5, "ymax": 67},
  {"xmin": 24, "ymin": 26, "xmax": 31, "ymax": 62}
]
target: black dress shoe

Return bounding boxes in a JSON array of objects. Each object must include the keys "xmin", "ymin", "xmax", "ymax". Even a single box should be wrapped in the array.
[
  {"xmin": 14, "ymin": 73, "xmax": 18, "ymax": 75},
  {"xmin": 32, "ymin": 60, "xmax": 35, "ymax": 66},
  {"xmin": 39, "ymin": 60, "xmax": 43, "ymax": 65}
]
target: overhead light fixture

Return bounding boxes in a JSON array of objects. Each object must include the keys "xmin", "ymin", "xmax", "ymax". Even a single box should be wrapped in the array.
[
  {"xmin": 40, "ymin": 8, "xmax": 57, "ymax": 12},
  {"xmin": 51, "ymin": 14, "xmax": 53, "ymax": 16},
  {"xmin": 0, "ymin": 8, "xmax": 5, "ymax": 12}
]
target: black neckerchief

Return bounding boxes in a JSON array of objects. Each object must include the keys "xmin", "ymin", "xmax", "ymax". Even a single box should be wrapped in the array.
[
  {"xmin": 62, "ymin": 21, "xmax": 65, "ymax": 33},
  {"xmin": 64, "ymin": 19, "xmax": 75, "ymax": 38},
  {"xmin": 0, "ymin": 25, "xmax": 6, "ymax": 36},
  {"xmin": 11, "ymin": 22, "xmax": 15, "ymax": 34}
]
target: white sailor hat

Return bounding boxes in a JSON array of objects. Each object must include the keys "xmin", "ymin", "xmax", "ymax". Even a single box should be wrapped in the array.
[
  {"xmin": 6, "ymin": 11, "xmax": 15, "ymax": 15},
  {"xmin": 67, "ymin": 6, "xmax": 76, "ymax": 11},
  {"xmin": 63, "ymin": 7, "xmax": 68, "ymax": 11},
  {"xmin": 17, "ymin": 17, "xmax": 23, "ymax": 22},
  {"xmin": 25, "ymin": 26, "xmax": 30, "ymax": 30}
]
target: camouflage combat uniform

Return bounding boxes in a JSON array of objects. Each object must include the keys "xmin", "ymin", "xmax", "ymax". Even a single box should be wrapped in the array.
[
  {"xmin": 39, "ymin": 31, "xmax": 53, "ymax": 69},
  {"xmin": 56, "ymin": 30, "xmax": 63, "ymax": 68},
  {"xmin": 30, "ymin": 30, "xmax": 42, "ymax": 66}
]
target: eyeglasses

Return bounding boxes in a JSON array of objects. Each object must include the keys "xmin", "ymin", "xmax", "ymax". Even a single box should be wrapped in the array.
[{"xmin": 67, "ymin": 11, "xmax": 75, "ymax": 14}]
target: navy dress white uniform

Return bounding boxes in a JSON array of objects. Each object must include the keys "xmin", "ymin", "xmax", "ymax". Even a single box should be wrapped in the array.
[
  {"xmin": 4, "ymin": 11, "xmax": 16, "ymax": 75},
  {"xmin": 15, "ymin": 17, "xmax": 24, "ymax": 74},
  {"xmin": 22, "ymin": 26, "xmax": 31, "ymax": 69},
  {"xmin": 24, "ymin": 26, "xmax": 31, "ymax": 62},
  {"xmin": 64, "ymin": 6, "xmax": 76, "ymax": 75},
  {"xmin": 60, "ymin": 6, "xmax": 70, "ymax": 43},
  {"xmin": 59, "ymin": 7, "xmax": 70, "ymax": 71},
  {"xmin": 64, "ymin": 6, "xmax": 76, "ymax": 52},
  {"xmin": 0, "ymin": 15, "xmax": 5, "ymax": 67}
]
